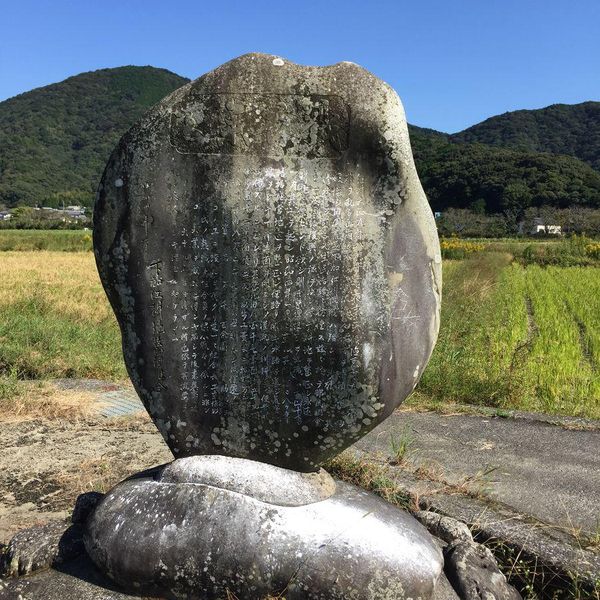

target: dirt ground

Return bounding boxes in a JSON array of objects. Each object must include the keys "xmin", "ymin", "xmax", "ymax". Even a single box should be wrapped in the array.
[{"xmin": 0, "ymin": 413, "xmax": 170, "ymax": 544}]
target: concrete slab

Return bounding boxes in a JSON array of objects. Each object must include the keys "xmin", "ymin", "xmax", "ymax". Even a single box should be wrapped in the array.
[
  {"xmin": 53, "ymin": 379, "xmax": 145, "ymax": 417},
  {"xmin": 50, "ymin": 379, "xmax": 600, "ymax": 533},
  {"xmin": 357, "ymin": 410, "xmax": 600, "ymax": 533}
]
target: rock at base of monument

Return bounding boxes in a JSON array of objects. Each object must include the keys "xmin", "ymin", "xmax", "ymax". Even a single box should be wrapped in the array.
[
  {"xmin": 84, "ymin": 455, "xmax": 444, "ymax": 599},
  {"xmin": 0, "ymin": 520, "xmax": 85, "ymax": 579},
  {"xmin": 0, "ymin": 554, "xmax": 142, "ymax": 600},
  {"xmin": 444, "ymin": 540, "xmax": 522, "ymax": 600},
  {"xmin": 414, "ymin": 511, "xmax": 474, "ymax": 546},
  {"xmin": 432, "ymin": 573, "xmax": 461, "ymax": 600},
  {"xmin": 0, "ymin": 555, "xmax": 462, "ymax": 600}
]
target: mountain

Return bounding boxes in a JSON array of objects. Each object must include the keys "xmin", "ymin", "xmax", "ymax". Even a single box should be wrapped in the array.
[
  {"xmin": 408, "ymin": 124, "xmax": 448, "ymax": 141},
  {"xmin": 0, "ymin": 67, "xmax": 599, "ymax": 215},
  {"xmin": 0, "ymin": 66, "xmax": 189, "ymax": 208},
  {"xmin": 452, "ymin": 101, "xmax": 600, "ymax": 171},
  {"xmin": 406, "ymin": 103, "xmax": 600, "ymax": 213},
  {"xmin": 411, "ymin": 133, "xmax": 600, "ymax": 213}
]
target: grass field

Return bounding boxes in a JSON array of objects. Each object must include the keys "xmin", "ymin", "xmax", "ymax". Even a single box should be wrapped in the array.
[
  {"xmin": 415, "ymin": 253, "xmax": 600, "ymax": 418},
  {"xmin": 0, "ymin": 229, "xmax": 92, "ymax": 252},
  {"xmin": 0, "ymin": 233, "xmax": 598, "ymax": 419},
  {"xmin": 0, "ymin": 252, "xmax": 124, "ymax": 397}
]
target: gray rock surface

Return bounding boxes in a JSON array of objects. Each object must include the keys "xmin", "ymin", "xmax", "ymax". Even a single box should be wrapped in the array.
[
  {"xmin": 415, "ymin": 511, "xmax": 474, "ymax": 544},
  {"xmin": 94, "ymin": 52, "xmax": 441, "ymax": 471},
  {"xmin": 71, "ymin": 492, "xmax": 105, "ymax": 525},
  {"xmin": 0, "ymin": 520, "xmax": 83, "ymax": 578},
  {"xmin": 0, "ymin": 555, "xmax": 140, "ymax": 599},
  {"xmin": 160, "ymin": 454, "xmax": 335, "ymax": 505},
  {"xmin": 0, "ymin": 553, "xmax": 468, "ymax": 600},
  {"xmin": 84, "ymin": 456, "xmax": 444, "ymax": 600},
  {"xmin": 433, "ymin": 573, "xmax": 461, "ymax": 600},
  {"xmin": 444, "ymin": 541, "xmax": 522, "ymax": 600}
]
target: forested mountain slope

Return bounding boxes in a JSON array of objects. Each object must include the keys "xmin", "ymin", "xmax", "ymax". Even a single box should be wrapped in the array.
[{"xmin": 0, "ymin": 66, "xmax": 189, "ymax": 207}]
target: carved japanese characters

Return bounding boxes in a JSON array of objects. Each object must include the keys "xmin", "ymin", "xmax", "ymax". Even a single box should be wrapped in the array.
[{"xmin": 94, "ymin": 53, "xmax": 441, "ymax": 471}]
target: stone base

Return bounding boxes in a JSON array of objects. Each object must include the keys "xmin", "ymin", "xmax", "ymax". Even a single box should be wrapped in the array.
[
  {"xmin": 0, "ymin": 554, "xmax": 138, "ymax": 599},
  {"xmin": 0, "ymin": 552, "xmax": 462, "ymax": 600},
  {"xmin": 83, "ymin": 456, "xmax": 444, "ymax": 599}
]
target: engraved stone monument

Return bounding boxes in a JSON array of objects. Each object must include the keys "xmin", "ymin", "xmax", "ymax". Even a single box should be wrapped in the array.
[{"xmin": 85, "ymin": 53, "xmax": 443, "ymax": 598}]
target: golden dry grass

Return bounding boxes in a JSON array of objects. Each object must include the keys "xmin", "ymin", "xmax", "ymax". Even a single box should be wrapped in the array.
[
  {"xmin": 0, "ymin": 382, "xmax": 101, "ymax": 423},
  {"xmin": 0, "ymin": 251, "xmax": 124, "ymax": 382},
  {"xmin": 0, "ymin": 251, "xmax": 112, "ymax": 324}
]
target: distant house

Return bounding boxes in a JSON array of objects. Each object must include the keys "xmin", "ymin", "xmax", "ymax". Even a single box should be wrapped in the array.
[
  {"xmin": 532, "ymin": 219, "xmax": 562, "ymax": 235},
  {"xmin": 0, "ymin": 211, "xmax": 12, "ymax": 220}
]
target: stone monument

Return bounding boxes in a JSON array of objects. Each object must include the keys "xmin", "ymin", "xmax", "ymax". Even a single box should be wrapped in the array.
[
  {"xmin": 4, "ymin": 53, "xmax": 450, "ymax": 599},
  {"xmin": 88, "ymin": 52, "xmax": 443, "ymax": 598}
]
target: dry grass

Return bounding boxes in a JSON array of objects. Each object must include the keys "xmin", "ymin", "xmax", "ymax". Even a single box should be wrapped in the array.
[
  {"xmin": 44, "ymin": 440, "xmax": 168, "ymax": 514},
  {"xmin": 326, "ymin": 452, "xmax": 415, "ymax": 511},
  {"xmin": 0, "ymin": 381, "xmax": 101, "ymax": 423},
  {"xmin": 103, "ymin": 411, "xmax": 154, "ymax": 431},
  {"xmin": 0, "ymin": 251, "xmax": 124, "ymax": 382},
  {"xmin": 51, "ymin": 455, "xmax": 135, "ymax": 502},
  {"xmin": 412, "ymin": 461, "xmax": 498, "ymax": 500},
  {"xmin": 0, "ymin": 251, "xmax": 111, "ymax": 324}
]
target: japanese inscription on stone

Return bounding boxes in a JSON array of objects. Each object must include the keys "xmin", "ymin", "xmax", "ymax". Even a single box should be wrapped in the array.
[{"xmin": 94, "ymin": 54, "xmax": 441, "ymax": 471}]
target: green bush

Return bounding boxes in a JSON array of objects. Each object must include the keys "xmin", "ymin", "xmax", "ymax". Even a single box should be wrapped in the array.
[{"xmin": 520, "ymin": 235, "xmax": 599, "ymax": 266}]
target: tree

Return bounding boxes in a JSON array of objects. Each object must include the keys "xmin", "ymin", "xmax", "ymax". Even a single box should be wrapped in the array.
[{"xmin": 501, "ymin": 182, "xmax": 532, "ymax": 215}]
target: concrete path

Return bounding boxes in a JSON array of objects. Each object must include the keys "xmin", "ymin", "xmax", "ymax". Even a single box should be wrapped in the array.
[
  {"xmin": 54, "ymin": 379, "xmax": 144, "ymax": 417},
  {"xmin": 63, "ymin": 379, "xmax": 600, "ymax": 535},
  {"xmin": 356, "ymin": 410, "xmax": 600, "ymax": 533}
]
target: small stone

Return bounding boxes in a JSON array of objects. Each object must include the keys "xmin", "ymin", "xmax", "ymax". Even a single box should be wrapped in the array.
[
  {"xmin": 444, "ymin": 540, "xmax": 522, "ymax": 600},
  {"xmin": 1, "ymin": 521, "xmax": 84, "ymax": 578},
  {"xmin": 415, "ymin": 511, "xmax": 474, "ymax": 544}
]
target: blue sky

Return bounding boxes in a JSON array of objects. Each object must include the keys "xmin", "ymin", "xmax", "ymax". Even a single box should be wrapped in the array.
[{"xmin": 1, "ymin": 0, "xmax": 599, "ymax": 132}]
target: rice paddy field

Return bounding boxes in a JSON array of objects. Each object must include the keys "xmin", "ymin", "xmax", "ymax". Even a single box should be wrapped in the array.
[
  {"xmin": 0, "ymin": 230, "xmax": 598, "ymax": 419},
  {"xmin": 416, "ymin": 253, "xmax": 600, "ymax": 418}
]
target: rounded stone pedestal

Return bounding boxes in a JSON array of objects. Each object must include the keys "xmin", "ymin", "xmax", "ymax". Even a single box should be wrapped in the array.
[{"xmin": 84, "ymin": 456, "xmax": 443, "ymax": 599}]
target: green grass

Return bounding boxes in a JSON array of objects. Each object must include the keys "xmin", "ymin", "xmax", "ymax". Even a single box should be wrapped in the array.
[
  {"xmin": 415, "ymin": 252, "xmax": 600, "ymax": 419},
  {"xmin": 0, "ymin": 229, "xmax": 93, "ymax": 252},
  {"xmin": 0, "ymin": 252, "xmax": 124, "ymax": 383},
  {"xmin": 0, "ymin": 240, "xmax": 598, "ymax": 419},
  {"xmin": 462, "ymin": 235, "xmax": 600, "ymax": 266}
]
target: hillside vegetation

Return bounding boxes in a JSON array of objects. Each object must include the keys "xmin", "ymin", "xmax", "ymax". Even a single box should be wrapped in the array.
[
  {"xmin": 0, "ymin": 67, "xmax": 599, "ymax": 217},
  {"xmin": 0, "ymin": 67, "xmax": 188, "ymax": 208},
  {"xmin": 411, "ymin": 131, "xmax": 600, "ymax": 213},
  {"xmin": 452, "ymin": 101, "xmax": 600, "ymax": 171}
]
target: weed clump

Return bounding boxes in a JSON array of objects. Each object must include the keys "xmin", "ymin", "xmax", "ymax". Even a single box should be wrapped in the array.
[{"xmin": 520, "ymin": 235, "xmax": 600, "ymax": 267}]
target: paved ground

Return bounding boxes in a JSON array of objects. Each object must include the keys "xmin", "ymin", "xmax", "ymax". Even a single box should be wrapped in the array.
[
  {"xmin": 9, "ymin": 379, "xmax": 599, "ymax": 538},
  {"xmin": 53, "ymin": 379, "xmax": 144, "ymax": 417},
  {"xmin": 356, "ymin": 410, "xmax": 600, "ymax": 533},
  {"xmin": 81, "ymin": 379, "xmax": 600, "ymax": 533}
]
